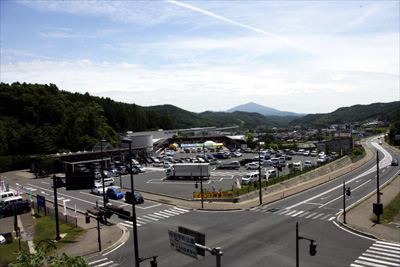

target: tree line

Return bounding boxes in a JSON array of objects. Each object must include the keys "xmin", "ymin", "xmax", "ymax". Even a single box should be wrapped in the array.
[{"xmin": 0, "ymin": 82, "xmax": 174, "ymax": 159}]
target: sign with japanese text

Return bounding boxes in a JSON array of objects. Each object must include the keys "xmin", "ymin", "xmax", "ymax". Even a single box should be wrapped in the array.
[{"xmin": 168, "ymin": 230, "xmax": 198, "ymax": 259}]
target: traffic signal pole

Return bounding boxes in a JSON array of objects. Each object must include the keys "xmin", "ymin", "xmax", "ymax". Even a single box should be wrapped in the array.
[
  {"xmin": 343, "ymin": 181, "xmax": 346, "ymax": 224},
  {"xmin": 296, "ymin": 222, "xmax": 316, "ymax": 267}
]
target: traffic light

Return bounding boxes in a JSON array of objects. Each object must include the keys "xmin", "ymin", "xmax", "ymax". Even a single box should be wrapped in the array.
[
  {"xmin": 195, "ymin": 180, "xmax": 198, "ymax": 189},
  {"xmin": 150, "ymin": 257, "xmax": 157, "ymax": 267},
  {"xmin": 346, "ymin": 187, "xmax": 351, "ymax": 196},
  {"xmin": 309, "ymin": 241, "xmax": 317, "ymax": 256},
  {"xmin": 85, "ymin": 213, "xmax": 90, "ymax": 224}
]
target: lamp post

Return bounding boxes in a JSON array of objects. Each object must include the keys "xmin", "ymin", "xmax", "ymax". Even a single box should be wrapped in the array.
[
  {"xmin": 258, "ymin": 142, "xmax": 264, "ymax": 205},
  {"xmin": 100, "ymin": 140, "xmax": 107, "ymax": 209},
  {"xmin": 122, "ymin": 138, "xmax": 140, "ymax": 267}
]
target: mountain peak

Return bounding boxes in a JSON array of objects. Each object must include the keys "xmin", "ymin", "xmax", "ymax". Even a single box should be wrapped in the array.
[{"xmin": 226, "ymin": 102, "xmax": 304, "ymax": 117}]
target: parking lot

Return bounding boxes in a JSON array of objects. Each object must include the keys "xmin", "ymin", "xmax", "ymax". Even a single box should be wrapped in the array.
[{"xmin": 119, "ymin": 149, "xmax": 327, "ymax": 199}]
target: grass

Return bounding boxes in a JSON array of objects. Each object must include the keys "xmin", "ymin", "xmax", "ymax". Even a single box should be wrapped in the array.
[
  {"xmin": 0, "ymin": 237, "xmax": 29, "ymax": 265},
  {"xmin": 370, "ymin": 192, "xmax": 400, "ymax": 224},
  {"xmin": 0, "ymin": 211, "xmax": 87, "ymax": 266},
  {"xmin": 32, "ymin": 212, "xmax": 87, "ymax": 249}
]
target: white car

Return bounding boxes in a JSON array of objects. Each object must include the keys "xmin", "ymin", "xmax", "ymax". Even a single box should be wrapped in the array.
[
  {"xmin": 310, "ymin": 151, "xmax": 318, "ymax": 157},
  {"xmin": 245, "ymin": 163, "xmax": 259, "ymax": 170},
  {"xmin": 91, "ymin": 184, "xmax": 105, "ymax": 195},
  {"xmin": 318, "ymin": 152, "xmax": 325, "ymax": 157},
  {"xmin": 264, "ymin": 169, "xmax": 277, "ymax": 178},
  {"xmin": 233, "ymin": 152, "xmax": 242, "ymax": 157},
  {"xmin": 153, "ymin": 161, "xmax": 163, "ymax": 167},
  {"xmin": 303, "ymin": 151, "xmax": 310, "ymax": 156}
]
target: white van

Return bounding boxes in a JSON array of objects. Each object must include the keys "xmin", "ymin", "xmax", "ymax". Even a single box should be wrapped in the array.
[
  {"xmin": 0, "ymin": 191, "xmax": 15, "ymax": 202},
  {"xmin": 0, "ymin": 196, "xmax": 24, "ymax": 207},
  {"xmin": 241, "ymin": 172, "xmax": 259, "ymax": 185}
]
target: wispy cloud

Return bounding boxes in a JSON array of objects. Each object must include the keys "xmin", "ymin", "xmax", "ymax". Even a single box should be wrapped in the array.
[{"xmin": 167, "ymin": 0, "xmax": 322, "ymax": 56}]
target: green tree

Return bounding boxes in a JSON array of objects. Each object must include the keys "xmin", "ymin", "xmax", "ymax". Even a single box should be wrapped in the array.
[{"xmin": 10, "ymin": 240, "xmax": 88, "ymax": 267}]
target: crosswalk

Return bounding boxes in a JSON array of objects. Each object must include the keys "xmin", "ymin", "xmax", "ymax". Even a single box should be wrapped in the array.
[
  {"xmin": 88, "ymin": 257, "xmax": 119, "ymax": 267},
  {"xmin": 250, "ymin": 206, "xmax": 336, "ymax": 222},
  {"xmin": 118, "ymin": 207, "xmax": 190, "ymax": 229},
  {"xmin": 351, "ymin": 240, "xmax": 400, "ymax": 267}
]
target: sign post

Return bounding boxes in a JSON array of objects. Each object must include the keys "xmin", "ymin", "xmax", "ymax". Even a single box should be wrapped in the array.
[{"xmin": 168, "ymin": 230, "xmax": 198, "ymax": 259}]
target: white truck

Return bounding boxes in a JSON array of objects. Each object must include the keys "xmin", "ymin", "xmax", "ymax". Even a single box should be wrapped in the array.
[{"xmin": 166, "ymin": 163, "xmax": 210, "ymax": 180}]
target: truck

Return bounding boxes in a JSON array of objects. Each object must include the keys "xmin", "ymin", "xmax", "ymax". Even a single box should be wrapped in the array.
[
  {"xmin": 166, "ymin": 163, "xmax": 210, "ymax": 180},
  {"xmin": 215, "ymin": 161, "xmax": 240, "ymax": 170}
]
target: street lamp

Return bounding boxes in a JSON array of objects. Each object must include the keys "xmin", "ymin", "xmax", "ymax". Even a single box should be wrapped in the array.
[
  {"xmin": 122, "ymin": 138, "xmax": 140, "ymax": 267},
  {"xmin": 258, "ymin": 142, "xmax": 264, "ymax": 205}
]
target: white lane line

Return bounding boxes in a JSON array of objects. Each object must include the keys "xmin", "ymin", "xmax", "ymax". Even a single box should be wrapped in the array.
[
  {"xmin": 287, "ymin": 143, "xmax": 392, "ymax": 210},
  {"xmin": 28, "ymin": 183, "xmax": 97, "ymax": 205}
]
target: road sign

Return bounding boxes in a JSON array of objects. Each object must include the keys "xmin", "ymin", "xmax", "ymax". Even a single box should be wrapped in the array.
[
  {"xmin": 37, "ymin": 195, "xmax": 45, "ymax": 208},
  {"xmin": 178, "ymin": 226, "xmax": 206, "ymax": 256},
  {"xmin": 168, "ymin": 230, "xmax": 198, "ymax": 259}
]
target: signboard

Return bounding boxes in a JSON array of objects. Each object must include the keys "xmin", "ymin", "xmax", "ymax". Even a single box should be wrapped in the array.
[
  {"xmin": 168, "ymin": 230, "xmax": 198, "ymax": 259},
  {"xmin": 178, "ymin": 226, "xmax": 206, "ymax": 256},
  {"xmin": 37, "ymin": 195, "xmax": 45, "ymax": 208},
  {"xmin": 193, "ymin": 191, "xmax": 234, "ymax": 199},
  {"xmin": 65, "ymin": 172, "xmax": 95, "ymax": 190}
]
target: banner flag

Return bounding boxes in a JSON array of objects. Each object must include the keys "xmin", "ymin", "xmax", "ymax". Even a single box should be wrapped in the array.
[{"xmin": 63, "ymin": 200, "xmax": 67, "ymax": 216}]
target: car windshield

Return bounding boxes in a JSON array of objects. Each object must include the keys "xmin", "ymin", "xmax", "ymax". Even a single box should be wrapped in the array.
[
  {"xmin": 134, "ymin": 192, "xmax": 142, "ymax": 197},
  {"xmin": 243, "ymin": 175, "xmax": 250, "ymax": 178}
]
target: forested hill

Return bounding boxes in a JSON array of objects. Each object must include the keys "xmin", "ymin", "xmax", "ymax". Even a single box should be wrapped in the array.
[
  {"xmin": 0, "ymin": 82, "xmax": 175, "ymax": 155},
  {"xmin": 290, "ymin": 102, "xmax": 400, "ymax": 127}
]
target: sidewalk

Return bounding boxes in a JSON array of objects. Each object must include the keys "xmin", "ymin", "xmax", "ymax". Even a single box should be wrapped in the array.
[{"xmin": 3, "ymin": 140, "xmax": 399, "ymax": 260}]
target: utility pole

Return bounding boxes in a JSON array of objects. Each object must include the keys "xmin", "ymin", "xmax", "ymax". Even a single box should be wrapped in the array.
[
  {"xmin": 122, "ymin": 138, "xmax": 140, "ymax": 267},
  {"xmin": 52, "ymin": 175, "xmax": 61, "ymax": 240}
]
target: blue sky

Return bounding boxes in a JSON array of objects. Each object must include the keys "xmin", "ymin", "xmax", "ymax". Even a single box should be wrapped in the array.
[{"xmin": 1, "ymin": 0, "xmax": 399, "ymax": 114}]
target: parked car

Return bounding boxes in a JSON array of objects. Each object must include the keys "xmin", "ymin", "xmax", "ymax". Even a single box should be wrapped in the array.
[
  {"xmin": 125, "ymin": 191, "xmax": 144, "ymax": 204},
  {"xmin": 304, "ymin": 161, "xmax": 313, "ymax": 168},
  {"xmin": 241, "ymin": 172, "xmax": 259, "ymax": 185},
  {"xmin": 303, "ymin": 151, "xmax": 310, "ymax": 156},
  {"xmin": 164, "ymin": 162, "xmax": 172, "ymax": 168},
  {"xmin": 0, "ymin": 201, "xmax": 31, "ymax": 218},
  {"xmin": 133, "ymin": 165, "xmax": 146, "ymax": 173},
  {"xmin": 94, "ymin": 177, "xmax": 115, "ymax": 186},
  {"xmin": 106, "ymin": 187, "xmax": 124, "ymax": 200},
  {"xmin": 0, "ymin": 191, "xmax": 16, "ymax": 202},
  {"xmin": 0, "ymin": 196, "xmax": 24, "ymax": 208},
  {"xmin": 245, "ymin": 163, "xmax": 259, "ymax": 170},
  {"xmin": 239, "ymin": 158, "xmax": 254, "ymax": 166},
  {"xmin": 310, "ymin": 151, "xmax": 318, "ymax": 157},
  {"xmin": 264, "ymin": 169, "xmax": 277, "ymax": 179}
]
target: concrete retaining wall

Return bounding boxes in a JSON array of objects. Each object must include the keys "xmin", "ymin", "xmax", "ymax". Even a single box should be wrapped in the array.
[{"xmin": 232, "ymin": 156, "xmax": 353, "ymax": 203}]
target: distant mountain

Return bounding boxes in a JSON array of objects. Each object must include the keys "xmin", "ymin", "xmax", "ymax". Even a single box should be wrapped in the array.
[{"xmin": 225, "ymin": 102, "xmax": 305, "ymax": 117}]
